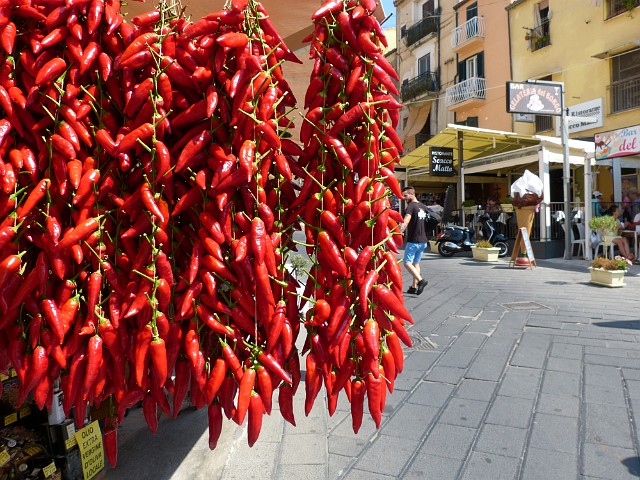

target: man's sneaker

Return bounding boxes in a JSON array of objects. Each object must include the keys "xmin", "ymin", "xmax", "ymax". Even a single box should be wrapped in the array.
[
  {"xmin": 407, "ymin": 287, "xmax": 417, "ymax": 294},
  {"xmin": 416, "ymin": 279, "xmax": 428, "ymax": 295}
]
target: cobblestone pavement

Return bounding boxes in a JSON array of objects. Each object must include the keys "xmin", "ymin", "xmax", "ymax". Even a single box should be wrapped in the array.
[{"xmin": 107, "ymin": 253, "xmax": 640, "ymax": 480}]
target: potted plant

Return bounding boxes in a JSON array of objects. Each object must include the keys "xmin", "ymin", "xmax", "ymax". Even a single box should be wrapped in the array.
[
  {"xmin": 471, "ymin": 240, "xmax": 501, "ymax": 262},
  {"xmin": 501, "ymin": 196, "xmax": 514, "ymax": 213},
  {"xmin": 589, "ymin": 255, "xmax": 630, "ymax": 287},
  {"xmin": 589, "ymin": 215, "xmax": 619, "ymax": 245},
  {"xmin": 462, "ymin": 199, "xmax": 477, "ymax": 215}
]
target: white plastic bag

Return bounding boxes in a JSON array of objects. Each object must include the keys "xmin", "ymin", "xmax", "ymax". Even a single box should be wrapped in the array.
[{"xmin": 510, "ymin": 170, "xmax": 543, "ymax": 197}]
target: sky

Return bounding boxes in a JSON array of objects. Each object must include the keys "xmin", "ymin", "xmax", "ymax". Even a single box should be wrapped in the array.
[{"xmin": 380, "ymin": 0, "xmax": 395, "ymax": 19}]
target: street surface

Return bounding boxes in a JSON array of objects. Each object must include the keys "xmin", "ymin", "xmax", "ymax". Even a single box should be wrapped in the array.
[{"xmin": 107, "ymin": 252, "xmax": 640, "ymax": 480}]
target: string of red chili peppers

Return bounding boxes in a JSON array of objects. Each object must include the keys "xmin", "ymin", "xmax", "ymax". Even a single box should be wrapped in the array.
[{"xmin": 298, "ymin": 0, "xmax": 413, "ymax": 434}]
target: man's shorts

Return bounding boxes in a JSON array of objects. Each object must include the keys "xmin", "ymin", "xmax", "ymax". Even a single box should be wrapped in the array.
[{"xmin": 404, "ymin": 242, "xmax": 427, "ymax": 264}]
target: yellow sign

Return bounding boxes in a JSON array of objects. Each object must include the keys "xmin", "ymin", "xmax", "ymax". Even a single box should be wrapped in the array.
[
  {"xmin": 4, "ymin": 412, "xmax": 17, "ymax": 426},
  {"xmin": 74, "ymin": 421, "xmax": 104, "ymax": 480},
  {"xmin": 0, "ymin": 449, "xmax": 10, "ymax": 467},
  {"xmin": 43, "ymin": 462, "xmax": 57, "ymax": 478},
  {"xmin": 65, "ymin": 436, "xmax": 78, "ymax": 450},
  {"xmin": 19, "ymin": 406, "xmax": 30, "ymax": 419}
]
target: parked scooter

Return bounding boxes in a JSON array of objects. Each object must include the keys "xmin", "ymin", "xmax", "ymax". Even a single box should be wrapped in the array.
[
  {"xmin": 435, "ymin": 225, "xmax": 476, "ymax": 257},
  {"xmin": 477, "ymin": 213, "xmax": 509, "ymax": 257},
  {"xmin": 435, "ymin": 214, "xmax": 510, "ymax": 258}
]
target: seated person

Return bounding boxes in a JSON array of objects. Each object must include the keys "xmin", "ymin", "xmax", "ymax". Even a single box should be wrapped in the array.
[
  {"xmin": 624, "ymin": 210, "xmax": 640, "ymax": 232},
  {"xmin": 606, "ymin": 205, "xmax": 635, "ymax": 261},
  {"xmin": 484, "ymin": 195, "xmax": 502, "ymax": 221}
]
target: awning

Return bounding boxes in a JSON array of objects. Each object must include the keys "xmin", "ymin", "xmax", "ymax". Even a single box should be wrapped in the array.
[
  {"xmin": 401, "ymin": 125, "xmax": 541, "ymax": 169},
  {"xmin": 402, "ymin": 102, "xmax": 432, "ymax": 139}
]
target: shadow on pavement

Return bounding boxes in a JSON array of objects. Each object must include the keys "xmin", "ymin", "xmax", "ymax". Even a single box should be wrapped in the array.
[
  {"xmin": 106, "ymin": 406, "xmax": 211, "ymax": 480},
  {"xmin": 621, "ymin": 456, "xmax": 640, "ymax": 477},
  {"xmin": 592, "ymin": 320, "xmax": 640, "ymax": 330}
]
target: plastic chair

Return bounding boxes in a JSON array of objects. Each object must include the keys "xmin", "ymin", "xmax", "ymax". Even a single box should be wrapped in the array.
[
  {"xmin": 560, "ymin": 223, "xmax": 586, "ymax": 258},
  {"xmin": 573, "ymin": 223, "xmax": 587, "ymax": 258}
]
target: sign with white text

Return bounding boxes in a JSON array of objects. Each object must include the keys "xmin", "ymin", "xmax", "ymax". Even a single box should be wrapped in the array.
[
  {"xmin": 555, "ymin": 98, "xmax": 604, "ymax": 136},
  {"xmin": 429, "ymin": 147, "xmax": 455, "ymax": 176},
  {"xmin": 506, "ymin": 81, "xmax": 563, "ymax": 116},
  {"xmin": 595, "ymin": 125, "xmax": 640, "ymax": 160}
]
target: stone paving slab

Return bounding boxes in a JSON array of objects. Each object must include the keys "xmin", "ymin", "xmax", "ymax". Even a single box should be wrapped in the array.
[{"xmin": 106, "ymin": 256, "xmax": 640, "ymax": 480}]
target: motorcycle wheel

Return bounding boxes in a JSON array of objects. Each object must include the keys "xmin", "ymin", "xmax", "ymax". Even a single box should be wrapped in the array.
[
  {"xmin": 438, "ymin": 242, "xmax": 455, "ymax": 257},
  {"xmin": 495, "ymin": 241, "xmax": 509, "ymax": 257}
]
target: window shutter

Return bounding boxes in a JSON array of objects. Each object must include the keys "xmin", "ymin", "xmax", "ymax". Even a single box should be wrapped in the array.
[
  {"xmin": 457, "ymin": 60, "xmax": 466, "ymax": 81},
  {"xmin": 476, "ymin": 52, "xmax": 484, "ymax": 78}
]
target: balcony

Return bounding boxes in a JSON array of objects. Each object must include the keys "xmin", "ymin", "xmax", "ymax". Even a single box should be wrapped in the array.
[
  {"xmin": 445, "ymin": 77, "xmax": 486, "ymax": 109},
  {"xmin": 401, "ymin": 71, "xmax": 439, "ymax": 101},
  {"xmin": 406, "ymin": 17, "xmax": 439, "ymax": 47},
  {"xmin": 525, "ymin": 18, "xmax": 551, "ymax": 52},
  {"xmin": 451, "ymin": 16, "xmax": 485, "ymax": 51},
  {"xmin": 610, "ymin": 76, "xmax": 640, "ymax": 113}
]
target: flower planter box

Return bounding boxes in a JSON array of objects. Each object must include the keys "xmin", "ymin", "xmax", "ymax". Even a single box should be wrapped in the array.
[
  {"xmin": 471, "ymin": 246, "xmax": 500, "ymax": 262},
  {"xmin": 463, "ymin": 206, "xmax": 478, "ymax": 215},
  {"xmin": 589, "ymin": 267, "xmax": 626, "ymax": 287},
  {"xmin": 501, "ymin": 204, "xmax": 514, "ymax": 213},
  {"xmin": 429, "ymin": 240, "xmax": 438, "ymax": 253}
]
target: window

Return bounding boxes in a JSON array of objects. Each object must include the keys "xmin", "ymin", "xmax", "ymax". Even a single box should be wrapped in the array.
[
  {"xmin": 466, "ymin": 2, "xmax": 478, "ymax": 20},
  {"xmin": 611, "ymin": 49, "xmax": 640, "ymax": 112},
  {"xmin": 607, "ymin": 0, "xmax": 640, "ymax": 18},
  {"xmin": 455, "ymin": 116, "xmax": 479, "ymax": 127},
  {"xmin": 418, "ymin": 53, "xmax": 431, "ymax": 75},
  {"xmin": 457, "ymin": 52, "xmax": 484, "ymax": 81},
  {"xmin": 422, "ymin": 0, "xmax": 435, "ymax": 17},
  {"xmin": 535, "ymin": 115, "xmax": 553, "ymax": 133},
  {"xmin": 531, "ymin": 1, "xmax": 551, "ymax": 50}
]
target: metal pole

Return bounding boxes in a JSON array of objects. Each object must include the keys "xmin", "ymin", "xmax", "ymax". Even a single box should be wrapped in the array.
[
  {"xmin": 457, "ymin": 131, "xmax": 465, "ymax": 226},
  {"xmin": 561, "ymin": 92, "xmax": 572, "ymax": 260}
]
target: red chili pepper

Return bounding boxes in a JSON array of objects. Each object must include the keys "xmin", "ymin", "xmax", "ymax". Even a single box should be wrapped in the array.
[
  {"xmin": 366, "ymin": 372, "xmax": 383, "ymax": 428},
  {"xmin": 318, "ymin": 231, "xmax": 348, "ymax": 276},
  {"xmin": 350, "ymin": 378, "xmax": 365, "ymax": 434},
  {"xmin": 208, "ymin": 402, "xmax": 223, "ymax": 450},
  {"xmin": 103, "ymin": 424, "xmax": 118, "ymax": 467},
  {"xmin": 135, "ymin": 324, "xmax": 153, "ymax": 387},
  {"xmin": 150, "ymin": 337, "xmax": 168, "ymax": 388},
  {"xmin": 385, "ymin": 331, "xmax": 404, "ymax": 373},
  {"xmin": 247, "ymin": 393, "xmax": 264, "ymax": 447},
  {"xmin": 143, "ymin": 393, "xmax": 158, "ymax": 434},
  {"xmin": 83, "ymin": 335, "xmax": 103, "ymax": 399},
  {"xmin": 235, "ymin": 367, "xmax": 256, "ymax": 425},
  {"xmin": 278, "ymin": 384, "xmax": 296, "ymax": 426},
  {"xmin": 172, "ymin": 359, "xmax": 191, "ymax": 419}
]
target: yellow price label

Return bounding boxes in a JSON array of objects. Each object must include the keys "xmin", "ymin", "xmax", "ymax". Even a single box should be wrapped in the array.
[
  {"xmin": 19, "ymin": 406, "xmax": 30, "ymax": 418},
  {"xmin": 65, "ymin": 437, "xmax": 77, "ymax": 450},
  {"xmin": 43, "ymin": 462, "xmax": 57, "ymax": 478},
  {"xmin": 24, "ymin": 445, "xmax": 43, "ymax": 457},
  {"xmin": 0, "ymin": 449, "xmax": 10, "ymax": 467},
  {"xmin": 4, "ymin": 412, "xmax": 17, "ymax": 426},
  {"xmin": 0, "ymin": 373, "xmax": 7, "ymax": 381}
]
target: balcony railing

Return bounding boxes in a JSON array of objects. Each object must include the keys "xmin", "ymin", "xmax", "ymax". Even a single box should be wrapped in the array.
[
  {"xmin": 445, "ymin": 77, "xmax": 486, "ymax": 106},
  {"xmin": 451, "ymin": 16, "xmax": 485, "ymax": 49},
  {"xmin": 406, "ymin": 16, "xmax": 439, "ymax": 47},
  {"xmin": 526, "ymin": 18, "xmax": 551, "ymax": 51},
  {"xmin": 610, "ymin": 76, "xmax": 640, "ymax": 113},
  {"xmin": 401, "ymin": 71, "xmax": 439, "ymax": 101},
  {"xmin": 607, "ymin": 0, "xmax": 640, "ymax": 19}
]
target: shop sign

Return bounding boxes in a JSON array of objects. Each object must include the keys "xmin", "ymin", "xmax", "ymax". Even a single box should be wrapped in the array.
[
  {"xmin": 430, "ymin": 147, "xmax": 455, "ymax": 176},
  {"xmin": 75, "ymin": 421, "xmax": 104, "ymax": 480},
  {"xmin": 595, "ymin": 125, "xmax": 640, "ymax": 160},
  {"xmin": 506, "ymin": 81, "xmax": 563, "ymax": 116},
  {"xmin": 555, "ymin": 98, "xmax": 604, "ymax": 136}
]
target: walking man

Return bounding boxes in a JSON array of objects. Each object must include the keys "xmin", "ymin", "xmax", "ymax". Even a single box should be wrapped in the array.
[{"xmin": 400, "ymin": 186, "xmax": 429, "ymax": 295}]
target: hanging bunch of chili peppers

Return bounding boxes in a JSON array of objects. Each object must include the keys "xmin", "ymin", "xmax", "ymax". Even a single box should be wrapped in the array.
[
  {"xmin": 0, "ymin": 0, "xmax": 411, "ymax": 468},
  {"xmin": 297, "ymin": 0, "xmax": 413, "ymax": 433}
]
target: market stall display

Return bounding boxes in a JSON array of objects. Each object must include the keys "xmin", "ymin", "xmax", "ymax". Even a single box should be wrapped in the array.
[{"xmin": 0, "ymin": 0, "xmax": 408, "ymax": 474}]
